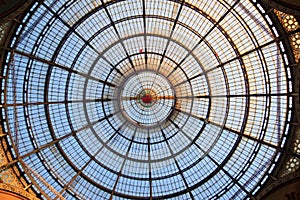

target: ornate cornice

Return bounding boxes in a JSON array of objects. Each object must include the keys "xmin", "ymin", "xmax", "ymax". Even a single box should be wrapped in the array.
[
  {"xmin": 261, "ymin": 0, "xmax": 300, "ymax": 17},
  {"xmin": 0, "ymin": 0, "xmax": 34, "ymax": 26},
  {"xmin": 256, "ymin": 170, "xmax": 300, "ymax": 199},
  {"xmin": 0, "ymin": 183, "xmax": 40, "ymax": 200}
]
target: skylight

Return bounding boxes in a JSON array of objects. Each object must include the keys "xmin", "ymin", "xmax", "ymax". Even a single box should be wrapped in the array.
[{"xmin": 1, "ymin": 0, "xmax": 291, "ymax": 199}]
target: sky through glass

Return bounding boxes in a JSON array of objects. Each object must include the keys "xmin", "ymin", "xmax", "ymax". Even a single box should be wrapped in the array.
[{"xmin": 1, "ymin": 0, "xmax": 293, "ymax": 199}]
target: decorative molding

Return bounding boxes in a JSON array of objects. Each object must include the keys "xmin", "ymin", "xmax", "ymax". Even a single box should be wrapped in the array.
[
  {"xmin": 274, "ymin": 10, "xmax": 300, "ymax": 63},
  {"xmin": 0, "ymin": 0, "xmax": 34, "ymax": 26},
  {"xmin": 256, "ymin": 171, "xmax": 300, "ymax": 199},
  {"xmin": 0, "ymin": 136, "xmax": 37, "ymax": 197},
  {"xmin": 295, "ymin": 63, "xmax": 300, "ymax": 124},
  {"xmin": 0, "ymin": 183, "xmax": 39, "ymax": 200},
  {"xmin": 261, "ymin": 0, "xmax": 300, "ymax": 17},
  {"xmin": 290, "ymin": 33, "xmax": 300, "ymax": 63}
]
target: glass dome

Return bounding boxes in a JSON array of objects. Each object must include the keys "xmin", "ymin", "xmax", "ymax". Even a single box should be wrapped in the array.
[{"xmin": 1, "ymin": 0, "xmax": 293, "ymax": 199}]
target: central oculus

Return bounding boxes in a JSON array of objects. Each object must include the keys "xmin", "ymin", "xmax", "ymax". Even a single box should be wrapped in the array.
[
  {"xmin": 138, "ymin": 89, "xmax": 157, "ymax": 107},
  {"xmin": 118, "ymin": 70, "xmax": 175, "ymax": 127}
]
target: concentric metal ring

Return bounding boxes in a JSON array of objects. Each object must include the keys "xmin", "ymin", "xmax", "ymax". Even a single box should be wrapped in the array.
[{"xmin": 118, "ymin": 70, "xmax": 176, "ymax": 128}]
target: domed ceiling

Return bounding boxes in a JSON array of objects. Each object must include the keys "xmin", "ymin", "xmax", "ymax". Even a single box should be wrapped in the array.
[{"xmin": 0, "ymin": 0, "xmax": 295, "ymax": 199}]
